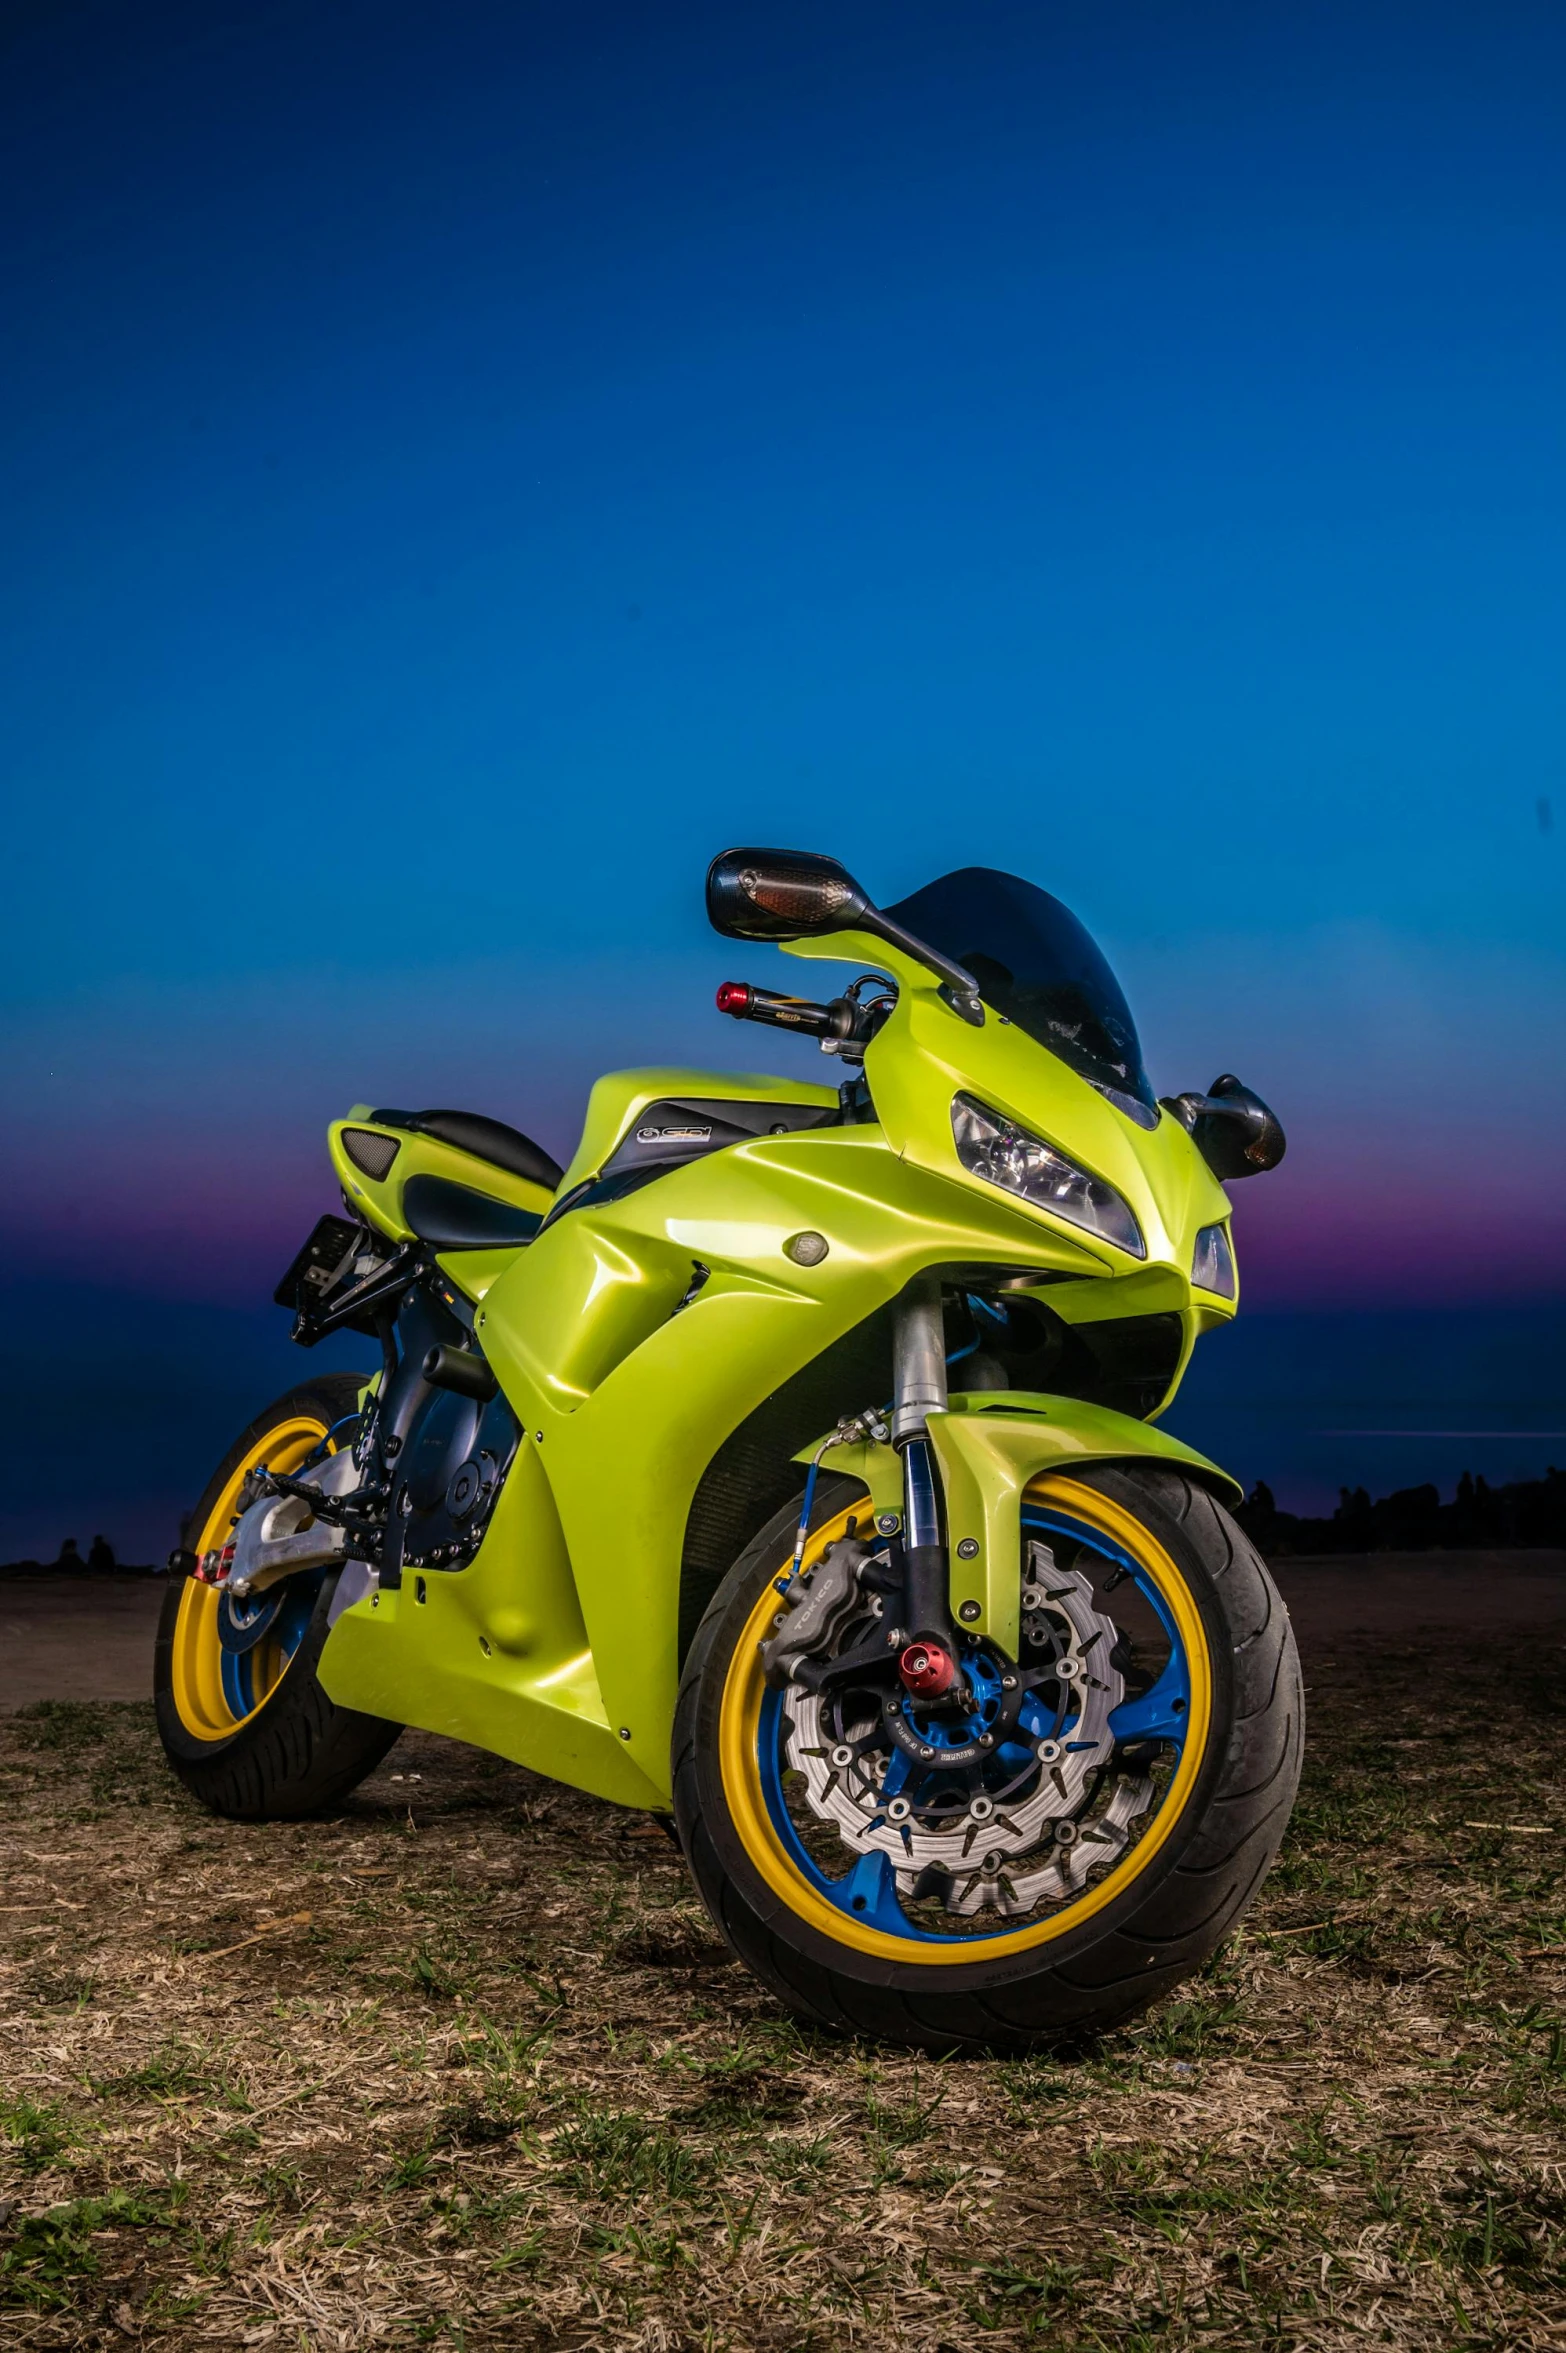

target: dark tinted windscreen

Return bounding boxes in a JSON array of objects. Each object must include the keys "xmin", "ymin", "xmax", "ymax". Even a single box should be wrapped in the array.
[{"xmin": 884, "ymin": 867, "xmax": 1155, "ymax": 1115}]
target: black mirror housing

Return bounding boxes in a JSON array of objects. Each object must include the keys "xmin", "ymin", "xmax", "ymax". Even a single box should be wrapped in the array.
[
  {"xmin": 705, "ymin": 846, "xmax": 984, "ymax": 1020},
  {"xmin": 706, "ymin": 849, "xmax": 871, "ymax": 942},
  {"xmin": 1165, "ymin": 1074, "xmax": 1286, "ymax": 1180}
]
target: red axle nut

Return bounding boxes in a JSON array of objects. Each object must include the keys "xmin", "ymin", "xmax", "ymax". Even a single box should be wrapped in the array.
[{"xmin": 899, "ymin": 1640, "xmax": 957, "ymax": 1698}]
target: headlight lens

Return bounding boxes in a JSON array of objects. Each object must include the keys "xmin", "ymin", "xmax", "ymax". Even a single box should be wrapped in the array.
[
  {"xmin": 1191, "ymin": 1222, "xmax": 1236, "ymax": 1299},
  {"xmin": 951, "ymin": 1093, "xmax": 1145, "ymax": 1258}
]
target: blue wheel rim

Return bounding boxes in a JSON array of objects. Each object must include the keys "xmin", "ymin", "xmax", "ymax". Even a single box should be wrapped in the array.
[
  {"xmin": 218, "ymin": 1576, "xmax": 319, "ymax": 1721},
  {"xmin": 753, "ymin": 1498, "xmax": 1194, "ymax": 1946}
]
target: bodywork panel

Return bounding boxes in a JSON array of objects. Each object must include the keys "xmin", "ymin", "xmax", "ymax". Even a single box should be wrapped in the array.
[
  {"xmin": 317, "ymin": 974, "xmax": 1244, "ymax": 1807},
  {"xmin": 796, "ymin": 1395, "xmax": 1237, "ymax": 1660}
]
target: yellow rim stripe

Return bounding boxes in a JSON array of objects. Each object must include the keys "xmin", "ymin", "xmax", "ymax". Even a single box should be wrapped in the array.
[
  {"xmin": 717, "ymin": 1473, "xmax": 1213, "ymax": 1965},
  {"xmin": 168, "ymin": 1417, "xmax": 330, "ymax": 1742}
]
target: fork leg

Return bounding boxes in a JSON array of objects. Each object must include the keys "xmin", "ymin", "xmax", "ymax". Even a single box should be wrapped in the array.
[{"xmin": 891, "ymin": 1276, "xmax": 953, "ymax": 1647}]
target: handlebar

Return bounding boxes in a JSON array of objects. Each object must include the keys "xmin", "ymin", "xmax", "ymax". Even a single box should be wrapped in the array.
[
  {"xmin": 715, "ymin": 982, "xmax": 843, "ymax": 1037},
  {"xmin": 716, "ymin": 978, "xmax": 897, "ymax": 1062}
]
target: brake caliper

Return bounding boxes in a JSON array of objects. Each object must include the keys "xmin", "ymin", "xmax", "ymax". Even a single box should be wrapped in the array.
[{"xmin": 760, "ymin": 1538, "xmax": 881, "ymax": 1684}]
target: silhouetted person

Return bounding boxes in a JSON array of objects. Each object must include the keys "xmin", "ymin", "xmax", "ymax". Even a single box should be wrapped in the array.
[
  {"xmin": 55, "ymin": 1537, "xmax": 84, "ymax": 1574},
  {"xmin": 87, "ymin": 1535, "xmax": 115, "ymax": 1574}
]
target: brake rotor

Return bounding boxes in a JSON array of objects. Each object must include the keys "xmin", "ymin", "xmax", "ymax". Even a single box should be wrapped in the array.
[{"xmin": 782, "ymin": 1541, "xmax": 1154, "ymax": 1917}]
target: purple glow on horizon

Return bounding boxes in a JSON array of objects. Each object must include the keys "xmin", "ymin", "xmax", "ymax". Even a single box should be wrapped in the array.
[{"xmin": 6, "ymin": 1083, "xmax": 1560, "ymax": 1313}]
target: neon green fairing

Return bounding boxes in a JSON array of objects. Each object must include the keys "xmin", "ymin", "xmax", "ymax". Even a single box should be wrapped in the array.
[
  {"xmin": 797, "ymin": 1396, "xmax": 1237, "ymax": 1662},
  {"xmin": 316, "ymin": 939, "xmax": 1241, "ymax": 1805},
  {"xmin": 318, "ymin": 1433, "xmax": 664, "ymax": 1808},
  {"xmin": 328, "ymin": 1111, "xmax": 557, "ymax": 1248}
]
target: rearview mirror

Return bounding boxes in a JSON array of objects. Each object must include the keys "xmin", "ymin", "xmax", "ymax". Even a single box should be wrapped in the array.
[
  {"xmin": 705, "ymin": 847, "xmax": 986, "ymax": 1020},
  {"xmin": 1164, "ymin": 1074, "xmax": 1286, "ymax": 1179},
  {"xmin": 705, "ymin": 849, "xmax": 870, "ymax": 941}
]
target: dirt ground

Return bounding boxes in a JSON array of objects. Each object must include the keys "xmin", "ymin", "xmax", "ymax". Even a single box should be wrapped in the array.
[
  {"xmin": 0, "ymin": 1583, "xmax": 168, "ymax": 1709},
  {"xmin": 2, "ymin": 1555, "xmax": 1564, "ymax": 2349},
  {"xmin": 4, "ymin": 1550, "xmax": 1562, "ymax": 1711}
]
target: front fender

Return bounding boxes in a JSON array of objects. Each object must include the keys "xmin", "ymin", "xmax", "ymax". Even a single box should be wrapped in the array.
[{"xmin": 797, "ymin": 1392, "xmax": 1238, "ymax": 1657}]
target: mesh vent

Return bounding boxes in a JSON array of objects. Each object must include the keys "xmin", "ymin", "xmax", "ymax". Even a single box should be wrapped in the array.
[{"xmin": 342, "ymin": 1127, "xmax": 401, "ymax": 1181}]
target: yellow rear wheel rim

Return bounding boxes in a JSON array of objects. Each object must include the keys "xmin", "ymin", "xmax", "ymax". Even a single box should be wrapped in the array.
[
  {"xmin": 169, "ymin": 1416, "xmax": 330, "ymax": 1741},
  {"xmin": 717, "ymin": 1474, "xmax": 1214, "ymax": 1965}
]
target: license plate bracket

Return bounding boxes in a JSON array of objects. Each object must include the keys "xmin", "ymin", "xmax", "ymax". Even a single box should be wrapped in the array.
[{"xmin": 273, "ymin": 1214, "xmax": 366, "ymax": 1314}]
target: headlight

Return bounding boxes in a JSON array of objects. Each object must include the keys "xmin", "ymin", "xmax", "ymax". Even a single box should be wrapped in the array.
[
  {"xmin": 951, "ymin": 1093, "xmax": 1145, "ymax": 1258},
  {"xmin": 1191, "ymin": 1222, "xmax": 1236, "ymax": 1298}
]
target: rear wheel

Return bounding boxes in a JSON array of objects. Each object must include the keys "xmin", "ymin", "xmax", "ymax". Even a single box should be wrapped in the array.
[
  {"xmin": 674, "ymin": 1461, "xmax": 1302, "ymax": 2053},
  {"xmin": 154, "ymin": 1373, "xmax": 401, "ymax": 1818}
]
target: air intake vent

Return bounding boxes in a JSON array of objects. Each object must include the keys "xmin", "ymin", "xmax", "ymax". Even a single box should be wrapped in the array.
[{"xmin": 342, "ymin": 1127, "xmax": 401, "ymax": 1180}]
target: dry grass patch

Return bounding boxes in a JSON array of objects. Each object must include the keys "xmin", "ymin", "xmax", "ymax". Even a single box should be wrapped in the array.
[{"xmin": 1, "ymin": 1620, "xmax": 1564, "ymax": 2348}]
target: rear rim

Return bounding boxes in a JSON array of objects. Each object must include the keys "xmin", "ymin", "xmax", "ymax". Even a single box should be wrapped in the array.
[
  {"xmin": 168, "ymin": 1416, "xmax": 332, "ymax": 1741},
  {"xmin": 717, "ymin": 1473, "xmax": 1213, "ymax": 1966}
]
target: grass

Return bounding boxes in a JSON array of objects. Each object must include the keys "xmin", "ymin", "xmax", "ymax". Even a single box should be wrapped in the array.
[
  {"xmin": 0, "ymin": 2188, "xmax": 189, "ymax": 2313},
  {"xmin": 549, "ymin": 2108, "xmax": 708, "ymax": 2201},
  {"xmin": 0, "ymin": 2099, "xmax": 73, "ymax": 2176},
  {"xmin": 1, "ymin": 1620, "xmax": 1564, "ymax": 2347}
]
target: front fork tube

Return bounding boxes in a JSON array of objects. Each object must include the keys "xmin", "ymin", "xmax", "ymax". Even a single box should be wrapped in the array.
[
  {"xmin": 900, "ymin": 1434, "xmax": 952, "ymax": 1646},
  {"xmin": 891, "ymin": 1276, "xmax": 954, "ymax": 1648}
]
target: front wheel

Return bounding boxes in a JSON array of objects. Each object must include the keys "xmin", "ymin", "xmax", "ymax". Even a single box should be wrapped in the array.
[
  {"xmin": 674, "ymin": 1461, "xmax": 1302, "ymax": 2053},
  {"xmin": 154, "ymin": 1373, "xmax": 401, "ymax": 1819}
]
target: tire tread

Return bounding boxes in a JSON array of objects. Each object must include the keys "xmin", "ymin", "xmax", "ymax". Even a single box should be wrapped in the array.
[
  {"xmin": 673, "ymin": 1461, "xmax": 1304, "ymax": 2053},
  {"xmin": 154, "ymin": 1374, "xmax": 401, "ymax": 1821}
]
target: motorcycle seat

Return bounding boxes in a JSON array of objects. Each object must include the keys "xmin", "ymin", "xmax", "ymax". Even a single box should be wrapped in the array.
[
  {"xmin": 401, "ymin": 1173, "xmax": 545, "ymax": 1251},
  {"xmin": 370, "ymin": 1107, "xmax": 564, "ymax": 1194}
]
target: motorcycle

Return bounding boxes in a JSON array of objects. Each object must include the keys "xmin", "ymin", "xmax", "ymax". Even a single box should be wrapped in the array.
[{"xmin": 155, "ymin": 848, "xmax": 1298, "ymax": 2052}]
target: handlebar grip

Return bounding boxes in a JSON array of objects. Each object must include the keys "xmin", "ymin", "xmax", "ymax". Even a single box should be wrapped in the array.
[{"xmin": 715, "ymin": 982, "xmax": 838, "ymax": 1035}]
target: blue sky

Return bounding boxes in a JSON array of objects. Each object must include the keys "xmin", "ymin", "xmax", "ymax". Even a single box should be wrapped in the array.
[{"xmin": 2, "ymin": 0, "xmax": 1563, "ymax": 1553}]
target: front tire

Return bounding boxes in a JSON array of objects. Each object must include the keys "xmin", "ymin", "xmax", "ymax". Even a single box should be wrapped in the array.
[
  {"xmin": 154, "ymin": 1373, "xmax": 401, "ymax": 1819},
  {"xmin": 674, "ymin": 1461, "xmax": 1302, "ymax": 2054}
]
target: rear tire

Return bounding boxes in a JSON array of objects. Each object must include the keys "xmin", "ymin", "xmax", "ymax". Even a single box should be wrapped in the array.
[
  {"xmin": 674, "ymin": 1461, "xmax": 1303, "ymax": 2054},
  {"xmin": 154, "ymin": 1373, "xmax": 401, "ymax": 1819}
]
